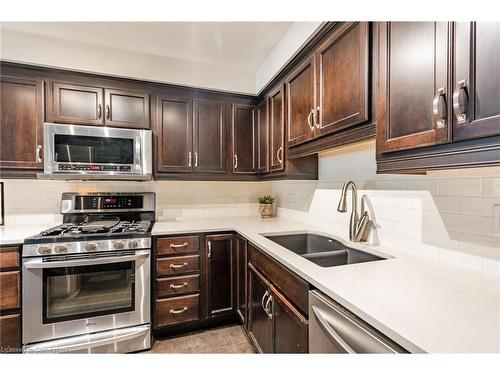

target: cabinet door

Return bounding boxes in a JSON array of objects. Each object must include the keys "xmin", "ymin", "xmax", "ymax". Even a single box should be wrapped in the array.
[
  {"xmin": 270, "ymin": 285, "xmax": 308, "ymax": 353},
  {"xmin": 377, "ymin": 22, "xmax": 450, "ymax": 153},
  {"xmin": 235, "ymin": 235, "xmax": 248, "ymax": 327},
  {"xmin": 232, "ymin": 104, "xmax": 256, "ymax": 174},
  {"xmin": 453, "ymin": 22, "xmax": 500, "ymax": 140},
  {"xmin": 256, "ymin": 98, "xmax": 269, "ymax": 173},
  {"xmin": 285, "ymin": 56, "xmax": 316, "ymax": 147},
  {"xmin": 156, "ymin": 96, "xmax": 193, "ymax": 173},
  {"xmin": 0, "ymin": 313, "xmax": 21, "ymax": 354},
  {"xmin": 269, "ymin": 84, "xmax": 285, "ymax": 172},
  {"xmin": 52, "ymin": 82, "xmax": 104, "ymax": 126},
  {"xmin": 193, "ymin": 99, "xmax": 226, "ymax": 173},
  {"xmin": 104, "ymin": 89, "xmax": 150, "ymax": 129},
  {"xmin": 316, "ymin": 22, "xmax": 369, "ymax": 137},
  {"xmin": 247, "ymin": 264, "xmax": 272, "ymax": 353},
  {"xmin": 0, "ymin": 76, "xmax": 44, "ymax": 170},
  {"xmin": 206, "ymin": 234, "xmax": 234, "ymax": 317}
]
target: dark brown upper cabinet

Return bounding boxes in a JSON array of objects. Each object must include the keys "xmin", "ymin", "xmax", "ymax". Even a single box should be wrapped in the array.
[
  {"xmin": 285, "ymin": 22, "xmax": 371, "ymax": 151},
  {"xmin": 156, "ymin": 96, "xmax": 193, "ymax": 173},
  {"xmin": 104, "ymin": 88, "xmax": 150, "ymax": 129},
  {"xmin": 453, "ymin": 22, "xmax": 500, "ymax": 141},
  {"xmin": 285, "ymin": 56, "xmax": 316, "ymax": 147},
  {"xmin": 0, "ymin": 75, "xmax": 44, "ymax": 171},
  {"xmin": 377, "ymin": 22, "xmax": 450, "ymax": 154},
  {"xmin": 52, "ymin": 82, "xmax": 104, "ymax": 126},
  {"xmin": 232, "ymin": 104, "xmax": 257, "ymax": 174},
  {"xmin": 206, "ymin": 234, "xmax": 234, "ymax": 318},
  {"xmin": 51, "ymin": 82, "xmax": 150, "ymax": 129},
  {"xmin": 193, "ymin": 99, "xmax": 226, "ymax": 173},
  {"xmin": 256, "ymin": 98, "xmax": 269, "ymax": 173},
  {"xmin": 315, "ymin": 22, "xmax": 369, "ymax": 137},
  {"xmin": 269, "ymin": 84, "xmax": 286, "ymax": 172}
]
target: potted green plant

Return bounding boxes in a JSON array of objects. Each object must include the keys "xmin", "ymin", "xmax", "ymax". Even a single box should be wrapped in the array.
[{"xmin": 258, "ymin": 195, "xmax": 275, "ymax": 219}]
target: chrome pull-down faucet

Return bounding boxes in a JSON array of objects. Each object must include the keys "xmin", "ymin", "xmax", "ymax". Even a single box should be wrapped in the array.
[{"xmin": 337, "ymin": 180, "xmax": 372, "ymax": 242}]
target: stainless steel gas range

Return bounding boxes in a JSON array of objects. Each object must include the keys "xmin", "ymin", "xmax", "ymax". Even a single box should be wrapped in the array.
[{"xmin": 21, "ymin": 192, "xmax": 155, "ymax": 353}]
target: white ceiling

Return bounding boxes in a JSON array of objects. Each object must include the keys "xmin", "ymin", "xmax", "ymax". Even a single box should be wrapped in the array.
[{"xmin": 1, "ymin": 22, "xmax": 292, "ymax": 71}]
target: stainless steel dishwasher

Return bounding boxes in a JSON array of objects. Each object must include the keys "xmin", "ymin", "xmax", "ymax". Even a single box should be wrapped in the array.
[{"xmin": 309, "ymin": 290, "xmax": 407, "ymax": 353}]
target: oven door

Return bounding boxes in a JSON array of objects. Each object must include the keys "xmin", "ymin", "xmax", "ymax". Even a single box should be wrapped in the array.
[
  {"xmin": 22, "ymin": 250, "xmax": 150, "ymax": 344},
  {"xmin": 43, "ymin": 123, "xmax": 152, "ymax": 177}
]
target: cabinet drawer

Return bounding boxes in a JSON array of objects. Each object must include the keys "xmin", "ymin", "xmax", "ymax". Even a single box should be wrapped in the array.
[
  {"xmin": 0, "ymin": 313, "xmax": 21, "ymax": 353},
  {"xmin": 157, "ymin": 236, "xmax": 199, "ymax": 256},
  {"xmin": 0, "ymin": 271, "xmax": 20, "ymax": 311},
  {"xmin": 156, "ymin": 274, "xmax": 200, "ymax": 297},
  {"xmin": 156, "ymin": 255, "xmax": 199, "ymax": 276},
  {"xmin": 248, "ymin": 244, "xmax": 309, "ymax": 315},
  {"xmin": 156, "ymin": 294, "xmax": 200, "ymax": 327},
  {"xmin": 0, "ymin": 246, "xmax": 20, "ymax": 270}
]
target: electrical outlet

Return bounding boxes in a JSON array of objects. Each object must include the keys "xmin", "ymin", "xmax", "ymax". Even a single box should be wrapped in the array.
[{"xmin": 495, "ymin": 205, "xmax": 500, "ymax": 236}]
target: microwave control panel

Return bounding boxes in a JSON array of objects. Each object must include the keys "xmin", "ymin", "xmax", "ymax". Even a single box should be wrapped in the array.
[{"xmin": 58, "ymin": 164, "xmax": 132, "ymax": 172}]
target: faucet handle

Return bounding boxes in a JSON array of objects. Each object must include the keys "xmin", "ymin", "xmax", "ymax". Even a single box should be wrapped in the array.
[{"xmin": 354, "ymin": 211, "xmax": 372, "ymax": 242}]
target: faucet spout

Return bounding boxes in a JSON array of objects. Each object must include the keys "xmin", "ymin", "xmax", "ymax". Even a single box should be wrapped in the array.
[{"xmin": 337, "ymin": 180, "xmax": 359, "ymax": 241}]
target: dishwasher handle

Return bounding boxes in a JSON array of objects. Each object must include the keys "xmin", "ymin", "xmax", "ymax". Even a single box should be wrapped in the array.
[
  {"xmin": 312, "ymin": 306, "xmax": 355, "ymax": 353},
  {"xmin": 309, "ymin": 290, "xmax": 406, "ymax": 353}
]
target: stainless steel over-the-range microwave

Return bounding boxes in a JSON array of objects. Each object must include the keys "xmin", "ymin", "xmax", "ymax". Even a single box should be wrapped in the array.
[{"xmin": 38, "ymin": 123, "xmax": 152, "ymax": 180}]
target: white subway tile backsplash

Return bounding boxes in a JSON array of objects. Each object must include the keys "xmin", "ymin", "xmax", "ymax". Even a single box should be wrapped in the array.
[
  {"xmin": 272, "ymin": 139, "xmax": 500, "ymax": 277},
  {"xmin": 438, "ymin": 178, "xmax": 482, "ymax": 196}
]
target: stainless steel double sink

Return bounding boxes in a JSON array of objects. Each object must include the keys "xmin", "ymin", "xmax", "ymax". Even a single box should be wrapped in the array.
[{"xmin": 263, "ymin": 233, "xmax": 386, "ymax": 268}]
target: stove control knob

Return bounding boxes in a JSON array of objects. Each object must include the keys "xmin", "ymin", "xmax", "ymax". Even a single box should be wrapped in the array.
[
  {"xmin": 85, "ymin": 242, "xmax": 98, "ymax": 252},
  {"xmin": 37, "ymin": 245, "xmax": 52, "ymax": 255},
  {"xmin": 128, "ymin": 240, "xmax": 139, "ymax": 249},
  {"xmin": 114, "ymin": 241, "xmax": 125, "ymax": 250},
  {"xmin": 54, "ymin": 244, "xmax": 68, "ymax": 254}
]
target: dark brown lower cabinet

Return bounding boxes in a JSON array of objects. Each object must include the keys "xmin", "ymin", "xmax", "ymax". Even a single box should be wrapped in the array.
[
  {"xmin": 0, "ymin": 245, "xmax": 22, "ymax": 354},
  {"xmin": 206, "ymin": 234, "xmax": 234, "ymax": 317},
  {"xmin": 247, "ymin": 263, "xmax": 308, "ymax": 353},
  {"xmin": 270, "ymin": 285, "xmax": 308, "ymax": 353},
  {"xmin": 235, "ymin": 235, "xmax": 248, "ymax": 327},
  {"xmin": 247, "ymin": 264, "xmax": 272, "ymax": 353}
]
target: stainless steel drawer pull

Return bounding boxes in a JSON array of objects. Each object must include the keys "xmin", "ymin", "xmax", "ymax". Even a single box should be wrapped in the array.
[
  {"xmin": 432, "ymin": 86, "xmax": 447, "ymax": 128},
  {"xmin": 314, "ymin": 106, "xmax": 320, "ymax": 128},
  {"xmin": 234, "ymin": 154, "xmax": 238, "ymax": 169},
  {"xmin": 169, "ymin": 307, "xmax": 188, "ymax": 314},
  {"xmin": 169, "ymin": 262, "xmax": 188, "ymax": 269},
  {"xmin": 188, "ymin": 152, "xmax": 192, "ymax": 167},
  {"xmin": 307, "ymin": 109, "xmax": 315, "ymax": 131},
  {"xmin": 453, "ymin": 79, "xmax": 468, "ymax": 124},
  {"xmin": 194, "ymin": 152, "xmax": 198, "ymax": 168},
  {"xmin": 170, "ymin": 242, "xmax": 188, "ymax": 248},
  {"xmin": 276, "ymin": 147, "xmax": 283, "ymax": 164},
  {"xmin": 36, "ymin": 145, "xmax": 43, "ymax": 162},
  {"xmin": 261, "ymin": 291, "xmax": 269, "ymax": 312},
  {"xmin": 170, "ymin": 282, "xmax": 188, "ymax": 289}
]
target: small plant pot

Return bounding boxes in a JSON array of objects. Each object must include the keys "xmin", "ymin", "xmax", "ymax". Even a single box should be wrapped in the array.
[{"xmin": 259, "ymin": 203, "xmax": 274, "ymax": 219}]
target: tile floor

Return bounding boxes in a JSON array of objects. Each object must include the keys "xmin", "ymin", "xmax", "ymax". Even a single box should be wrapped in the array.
[{"xmin": 148, "ymin": 323, "xmax": 256, "ymax": 354}]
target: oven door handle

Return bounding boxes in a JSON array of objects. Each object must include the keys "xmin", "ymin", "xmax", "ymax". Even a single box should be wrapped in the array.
[
  {"xmin": 23, "ymin": 250, "xmax": 150, "ymax": 269},
  {"xmin": 24, "ymin": 325, "xmax": 150, "ymax": 353}
]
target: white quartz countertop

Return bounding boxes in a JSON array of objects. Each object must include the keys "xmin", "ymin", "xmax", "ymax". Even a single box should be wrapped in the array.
[
  {"xmin": 2, "ymin": 215, "xmax": 499, "ymax": 352},
  {"xmin": 0, "ymin": 222, "xmax": 60, "ymax": 245},
  {"xmin": 153, "ymin": 216, "xmax": 500, "ymax": 353}
]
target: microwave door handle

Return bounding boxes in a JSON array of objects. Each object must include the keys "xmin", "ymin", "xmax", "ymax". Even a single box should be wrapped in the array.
[
  {"xmin": 23, "ymin": 250, "xmax": 149, "ymax": 269},
  {"xmin": 135, "ymin": 135, "xmax": 141, "ymax": 171}
]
